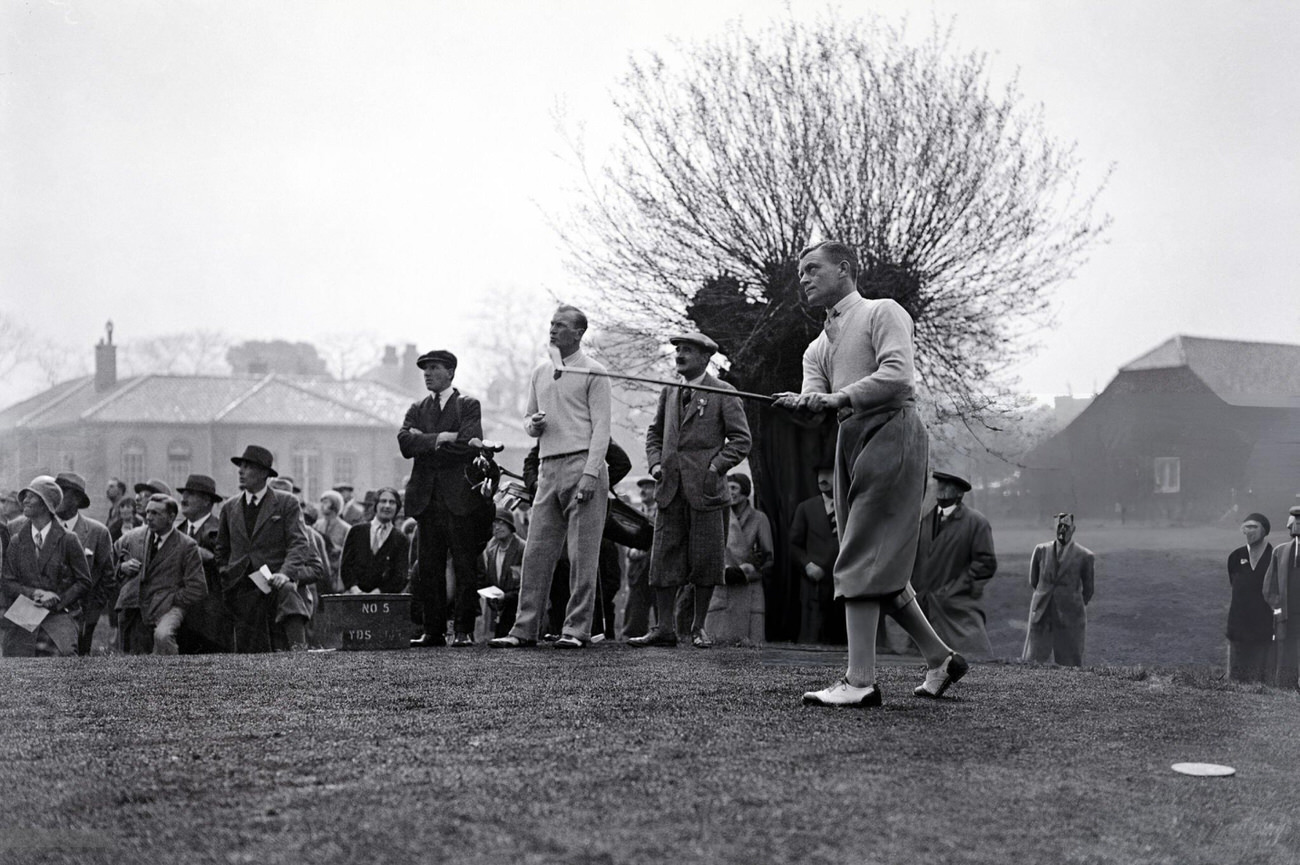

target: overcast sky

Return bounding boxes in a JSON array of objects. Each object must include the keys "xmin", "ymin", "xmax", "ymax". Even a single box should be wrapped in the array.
[{"xmin": 3, "ymin": 0, "xmax": 1298, "ymax": 406}]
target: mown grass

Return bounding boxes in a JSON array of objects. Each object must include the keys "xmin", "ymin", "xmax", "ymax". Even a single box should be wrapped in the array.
[{"xmin": 1, "ymin": 646, "xmax": 1297, "ymax": 865}]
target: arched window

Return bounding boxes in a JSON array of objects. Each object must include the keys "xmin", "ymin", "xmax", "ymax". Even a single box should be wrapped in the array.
[
  {"xmin": 121, "ymin": 439, "xmax": 146, "ymax": 488},
  {"xmin": 167, "ymin": 439, "xmax": 193, "ymax": 491}
]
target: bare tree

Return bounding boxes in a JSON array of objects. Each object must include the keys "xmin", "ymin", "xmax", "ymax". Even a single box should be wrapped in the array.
[
  {"xmin": 314, "ymin": 331, "xmax": 385, "ymax": 381},
  {"xmin": 559, "ymin": 15, "xmax": 1107, "ymax": 417},
  {"xmin": 0, "ymin": 312, "xmax": 89, "ymax": 392},
  {"xmin": 117, "ymin": 330, "xmax": 234, "ymax": 377},
  {"xmin": 556, "ymin": 15, "xmax": 1109, "ymax": 638}
]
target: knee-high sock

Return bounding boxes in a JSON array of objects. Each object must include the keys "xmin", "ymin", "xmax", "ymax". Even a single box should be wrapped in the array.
[
  {"xmin": 654, "ymin": 587, "xmax": 678, "ymax": 635},
  {"xmin": 887, "ymin": 598, "xmax": 950, "ymax": 667},
  {"xmin": 845, "ymin": 599, "xmax": 881, "ymax": 687},
  {"xmin": 692, "ymin": 585, "xmax": 714, "ymax": 633}
]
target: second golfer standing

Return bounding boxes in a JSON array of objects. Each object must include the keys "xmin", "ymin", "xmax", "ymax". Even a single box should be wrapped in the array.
[{"xmin": 490, "ymin": 305, "xmax": 611, "ymax": 649}]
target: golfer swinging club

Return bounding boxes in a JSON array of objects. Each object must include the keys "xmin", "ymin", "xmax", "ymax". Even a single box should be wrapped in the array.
[{"xmin": 773, "ymin": 240, "xmax": 969, "ymax": 707}]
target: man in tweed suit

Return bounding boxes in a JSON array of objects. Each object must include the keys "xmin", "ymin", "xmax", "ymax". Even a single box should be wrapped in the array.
[{"xmin": 630, "ymin": 332, "xmax": 751, "ymax": 649}]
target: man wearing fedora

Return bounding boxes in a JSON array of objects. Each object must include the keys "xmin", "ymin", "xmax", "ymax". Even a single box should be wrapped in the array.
[
  {"xmin": 52, "ymin": 473, "xmax": 116, "ymax": 655},
  {"xmin": 630, "ymin": 331, "xmax": 751, "ymax": 650},
  {"xmin": 175, "ymin": 474, "xmax": 232, "ymax": 653},
  {"xmin": 912, "ymin": 470, "xmax": 999, "ymax": 659},
  {"xmin": 399, "ymin": 349, "xmax": 486, "ymax": 648},
  {"xmin": 1, "ymin": 476, "xmax": 93, "ymax": 657},
  {"xmin": 215, "ymin": 445, "xmax": 317, "ymax": 653}
]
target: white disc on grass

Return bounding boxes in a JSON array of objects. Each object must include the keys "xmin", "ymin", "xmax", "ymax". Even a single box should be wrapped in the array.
[{"xmin": 1171, "ymin": 762, "xmax": 1235, "ymax": 777}]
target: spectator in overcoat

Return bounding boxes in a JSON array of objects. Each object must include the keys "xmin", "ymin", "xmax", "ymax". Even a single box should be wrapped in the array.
[
  {"xmin": 1021, "ymin": 513, "xmax": 1095, "ymax": 666},
  {"xmin": 1263, "ymin": 506, "xmax": 1300, "ymax": 689},
  {"xmin": 215, "ymin": 445, "xmax": 317, "ymax": 653},
  {"xmin": 1226, "ymin": 513, "xmax": 1275, "ymax": 682},
  {"xmin": 174, "ymin": 474, "xmax": 231, "ymax": 653},
  {"xmin": 790, "ymin": 465, "xmax": 839, "ymax": 643},
  {"xmin": 912, "ymin": 471, "xmax": 998, "ymax": 658},
  {"xmin": 1, "ymin": 477, "xmax": 93, "ymax": 656},
  {"xmin": 341, "ymin": 487, "xmax": 410, "ymax": 595},
  {"xmin": 53, "ymin": 472, "xmax": 116, "ymax": 655}
]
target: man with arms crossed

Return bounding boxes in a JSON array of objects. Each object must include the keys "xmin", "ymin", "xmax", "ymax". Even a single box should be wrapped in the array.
[
  {"xmin": 774, "ymin": 241, "xmax": 968, "ymax": 706},
  {"xmin": 490, "ymin": 305, "xmax": 611, "ymax": 649}
]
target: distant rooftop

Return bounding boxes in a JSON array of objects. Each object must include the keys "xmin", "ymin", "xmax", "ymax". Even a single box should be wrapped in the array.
[{"xmin": 1120, "ymin": 335, "xmax": 1300, "ymax": 407}]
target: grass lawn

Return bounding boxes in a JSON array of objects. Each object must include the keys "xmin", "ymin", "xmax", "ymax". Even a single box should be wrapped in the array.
[{"xmin": 2, "ymin": 646, "xmax": 1297, "ymax": 865}]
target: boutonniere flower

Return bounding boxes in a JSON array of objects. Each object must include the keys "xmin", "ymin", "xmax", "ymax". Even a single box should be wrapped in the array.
[
  {"xmin": 696, "ymin": 395, "xmax": 708, "ymax": 416},
  {"xmin": 1240, "ymin": 558, "xmax": 1249, "ymax": 565}
]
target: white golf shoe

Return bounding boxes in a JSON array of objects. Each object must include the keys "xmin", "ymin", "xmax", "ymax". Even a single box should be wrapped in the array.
[{"xmin": 802, "ymin": 678, "xmax": 883, "ymax": 708}]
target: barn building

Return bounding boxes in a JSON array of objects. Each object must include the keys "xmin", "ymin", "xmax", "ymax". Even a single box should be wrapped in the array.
[{"xmin": 1022, "ymin": 335, "xmax": 1300, "ymax": 523}]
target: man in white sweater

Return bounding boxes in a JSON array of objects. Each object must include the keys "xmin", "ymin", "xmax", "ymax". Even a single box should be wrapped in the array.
[{"xmin": 490, "ymin": 305, "xmax": 612, "ymax": 649}]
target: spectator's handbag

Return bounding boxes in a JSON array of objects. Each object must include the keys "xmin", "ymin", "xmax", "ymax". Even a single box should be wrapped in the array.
[{"xmin": 604, "ymin": 495, "xmax": 653, "ymax": 550}]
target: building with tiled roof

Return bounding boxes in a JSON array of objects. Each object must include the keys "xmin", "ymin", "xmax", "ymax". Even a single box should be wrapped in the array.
[
  {"xmin": 1021, "ymin": 335, "xmax": 1300, "ymax": 522},
  {"xmin": 0, "ymin": 334, "xmax": 507, "ymax": 508}
]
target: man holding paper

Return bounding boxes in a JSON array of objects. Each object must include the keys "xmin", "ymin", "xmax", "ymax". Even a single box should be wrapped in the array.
[
  {"xmin": 216, "ymin": 445, "xmax": 317, "ymax": 653},
  {"xmin": 1, "ymin": 476, "xmax": 93, "ymax": 657}
]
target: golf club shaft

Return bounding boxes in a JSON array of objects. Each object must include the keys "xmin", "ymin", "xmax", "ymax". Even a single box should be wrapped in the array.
[{"xmin": 558, "ymin": 366, "xmax": 775, "ymax": 404}]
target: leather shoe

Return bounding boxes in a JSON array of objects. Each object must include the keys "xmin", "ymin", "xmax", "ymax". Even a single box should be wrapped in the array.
[
  {"xmin": 914, "ymin": 651, "xmax": 969, "ymax": 698},
  {"xmin": 802, "ymin": 679, "xmax": 882, "ymax": 708},
  {"xmin": 627, "ymin": 629, "xmax": 678, "ymax": 648},
  {"xmin": 410, "ymin": 633, "xmax": 446, "ymax": 648},
  {"xmin": 451, "ymin": 633, "xmax": 474, "ymax": 647},
  {"xmin": 554, "ymin": 635, "xmax": 585, "ymax": 649},
  {"xmin": 691, "ymin": 629, "xmax": 713, "ymax": 649},
  {"xmin": 487, "ymin": 634, "xmax": 536, "ymax": 648}
]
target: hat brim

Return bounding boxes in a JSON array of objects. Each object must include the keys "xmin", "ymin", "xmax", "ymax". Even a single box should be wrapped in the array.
[
  {"xmin": 231, "ymin": 457, "xmax": 279, "ymax": 478},
  {"xmin": 19, "ymin": 486, "xmax": 61, "ymax": 514},
  {"xmin": 931, "ymin": 472, "xmax": 972, "ymax": 493},
  {"xmin": 58, "ymin": 485, "xmax": 91, "ymax": 510},
  {"xmin": 133, "ymin": 483, "xmax": 158, "ymax": 495},
  {"xmin": 177, "ymin": 486, "xmax": 223, "ymax": 502}
]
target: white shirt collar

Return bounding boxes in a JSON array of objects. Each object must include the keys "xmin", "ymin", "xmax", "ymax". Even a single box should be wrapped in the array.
[
  {"xmin": 434, "ymin": 385, "xmax": 455, "ymax": 405},
  {"xmin": 828, "ymin": 292, "xmax": 863, "ymax": 318},
  {"xmin": 188, "ymin": 512, "xmax": 211, "ymax": 533},
  {"xmin": 245, "ymin": 487, "xmax": 266, "ymax": 506},
  {"xmin": 61, "ymin": 514, "xmax": 80, "ymax": 532},
  {"xmin": 152, "ymin": 526, "xmax": 175, "ymax": 545},
  {"xmin": 31, "ymin": 522, "xmax": 51, "ymax": 544},
  {"xmin": 939, "ymin": 504, "xmax": 957, "ymax": 518}
]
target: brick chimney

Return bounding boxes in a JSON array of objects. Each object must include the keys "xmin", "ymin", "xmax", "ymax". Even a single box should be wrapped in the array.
[
  {"xmin": 94, "ymin": 321, "xmax": 117, "ymax": 392},
  {"xmin": 382, "ymin": 345, "xmax": 398, "ymax": 366}
]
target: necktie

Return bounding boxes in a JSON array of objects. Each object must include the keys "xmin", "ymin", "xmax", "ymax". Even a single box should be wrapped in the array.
[
  {"xmin": 433, "ymin": 393, "xmax": 442, "ymax": 412},
  {"xmin": 825, "ymin": 308, "xmax": 843, "ymax": 344},
  {"xmin": 188, "ymin": 522, "xmax": 197, "ymax": 538},
  {"xmin": 680, "ymin": 387, "xmax": 692, "ymax": 411},
  {"xmin": 34, "ymin": 529, "xmax": 43, "ymax": 551},
  {"xmin": 149, "ymin": 533, "xmax": 161, "ymax": 563},
  {"xmin": 828, "ymin": 509, "xmax": 838, "ymax": 538},
  {"xmin": 373, "ymin": 524, "xmax": 388, "ymax": 553}
]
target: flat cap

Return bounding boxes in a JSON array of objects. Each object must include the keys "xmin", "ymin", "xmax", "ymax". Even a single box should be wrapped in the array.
[
  {"xmin": 1289, "ymin": 505, "xmax": 1300, "ymax": 517},
  {"xmin": 669, "ymin": 332, "xmax": 719, "ymax": 354},
  {"xmin": 416, "ymin": 349, "xmax": 457, "ymax": 370},
  {"xmin": 134, "ymin": 477, "xmax": 174, "ymax": 496},
  {"xmin": 931, "ymin": 471, "xmax": 972, "ymax": 493}
]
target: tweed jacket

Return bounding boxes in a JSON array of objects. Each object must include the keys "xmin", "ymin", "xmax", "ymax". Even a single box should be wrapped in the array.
[
  {"xmin": 61, "ymin": 515, "xmax": 117, "ymax": 612},
  {"xmin": 1, "ymin": 518, "xmax": 94, "ymax": 614},
  {"xmin": 340, "ymin": 521, "xmax": 411, "ymax": 594},
  {"xmin": 114, "ymin": 527, "xmax": 208, "ymax": 625},
  {"xmin": 398, "ymin": 388, "xmax": 483, "ymax": 519},
  {"xmin": 215, "ymin": 488, "xmax": 318, "ymax": 592},
  {"xmin": 646, "ymin": 373, "xmax": 752, "ymax": 512},
  {"xmin": 1027, "ymin": 539, "xmax": 1095, "ymax": 627},
  {"xmin": 477, "ymin": 533, "xmax": 526, "ymax": 598}
]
